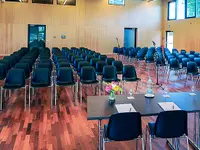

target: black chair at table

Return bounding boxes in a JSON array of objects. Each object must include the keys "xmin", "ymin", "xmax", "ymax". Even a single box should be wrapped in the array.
[
  {"xmin": 55, "ymin": 67, "xmax": 77, "ymax": 105},
  {"xmin": 29, "ymin": 68, "xmax": 53, "ymax": 106},
  {"xmin": 79, "ymin": 66, "xmax": 99, "ymax": 104},
  {"xmin": 103, "ymin": 112, "xmax": 144, "ymax": 150},
  {"xmin": 146, "ymin": 110, "xmax": 189, "ymax": 150},
  {"xmin": 0, "ymin": 63, "xmax": 7, "ymax": 109},
  {"xmin": 122, "ymin": 65, "xmax": 141, "ymax": 93},
  {"xmin": 2, "ymin": 69, "xmax": 27, "ymax": 108}
]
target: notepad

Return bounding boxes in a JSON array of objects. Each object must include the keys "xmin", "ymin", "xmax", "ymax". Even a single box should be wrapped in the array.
[
  {"xmin": 158, "ymin": 102, "xmax": 181, "ymax": 111},
  {"xmin": 115, "ymin": 104, "xmax": 136, "ymax": 113},
  {"xmin": 189, "ymin": 93, "xmax": 196, "ymax": 96},
  {"xmin": 163, "ymin": 94, "xmax": 170, "ymax": 98}
]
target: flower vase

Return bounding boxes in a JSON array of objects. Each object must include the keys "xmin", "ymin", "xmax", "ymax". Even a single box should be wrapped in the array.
[{"xmin": 109, "ymin": 91, "xmax": 116, "ymax": 104}]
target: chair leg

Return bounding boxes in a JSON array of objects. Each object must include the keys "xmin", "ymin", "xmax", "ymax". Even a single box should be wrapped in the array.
[
  {"xmin": 24, "ymin": 86, "xmax": 27, "ymax": 108},
  {"xmin": 29, "ymin": 85, "xmax": 31, "ymax": 107},
  {"xmin": 9, "ymin": 90, "xmax": 11, "ymax": 98},
  {"xmin": 136, "ymin": 139, "xmax": 138, "ymax": 150},
  {"xmin": 75, "ymin": 82, "xmax": 78, "ymax": 103},
  {"xmin": 185, "ymin": 75, "xmax": 189, "ymax": 85},
  {"xmin": 135, "ymin": 81, "xmax": 139, "ymax": 93},
  {"xmin": 0, "ymin": 88, "xmax": 2, "ymax": 110},
  {"xmin": 80, "ymin": 83, "xmax": 82, "ymax": 105},
  {"xmin": 186, "ymin": 136, "xmax": 189, "ymax": 150},
  {"xmin": 55, "ymin": 86, "xmax": 57, "ymax": 106},
  {"xmin": 4, "ymin": 89, "xmax": 7, "ymax": 99},
  {"xmin": 103, "ymin": 139, "xmax": 105, "ymax": 150},
  {"xmin": 51, "ymin": 86, "xmax": 53, "ymax": 106},
  {"xmin": 150, "ymin": 137, "xmax": 153, "ymax": 150},
  {"xmin": 141, "ymin": 138, "xmax": 145, "ymax": 150},
  {"xmin": 167, "ymin": 70, "xmax": 171, "ymax": 81}
]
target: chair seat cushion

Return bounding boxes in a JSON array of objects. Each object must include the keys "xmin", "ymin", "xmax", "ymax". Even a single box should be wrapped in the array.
[
  {"xmin": 81, "ymin": 80, "xmax": 99, "ymax": 84},
  {"xmin": 123, "ymin": 77, "xmax": 141, "ymax": 82},
  {"xmin": 3, "ymin": 84, "xmax": 25, "ymax": 89},
  {"xmin": 31, "ymin": 82, "xmax": 51, "ymax": 88},
  {"xmin": 117, "ymin": 71, "xmax": 123, "ymax": 74},
  {"xmin": 148, "ymin": 122, "xmax": 156, "ymax": 136},
  {"xmin": 56, "ymin": 81, "xmax": 75, "ymax": 86},
  {"xmin": 102, "ymin": 78, "xmax": 120, "ymax": 82}
]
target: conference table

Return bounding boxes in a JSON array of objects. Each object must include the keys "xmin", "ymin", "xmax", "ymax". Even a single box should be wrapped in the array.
[{"xmin": 87, "ymin": 92, "xmax": 200, "ymax": 150}]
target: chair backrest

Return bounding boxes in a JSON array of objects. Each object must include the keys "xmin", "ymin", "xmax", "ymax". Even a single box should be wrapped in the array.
[
  {"xmin": 0, "ymin": 63, "xmax": 7, "ymax": 80},
  {"xmin": 190, "ymin": 50, "xmax": 195, "ymax": 55},
  {"xmin": 155, "ymin": 110, "xmax": 188, "ymax": 138},
  {"xmin": 182, "ymin": 58, "xmax": 190, "ymax": 68},
  {"xmin": 15, "ymin": 63, "xmax": 30, "ymax": 79},
  {"xmin": 107, "ymin": 112, "xmax": 142, "ymax": 141},
  {"xmin": 0, "ymin": 60, "xmax": 11, "ymax": 71},
  {"xmin": 194, "ymin": 58, "xmax": 200, "ymax": 67},
  {"xmin": 187, "ymin": 61, "xmax": 198, "ymax": 74},
  {"xmin": 93, "ymin": 53, "xmax": 101, "ymax": 58},
  {"xmin": 80, "ymin": 66, "xmax": 97, "ymax": 82},
  {"xmin": 188, "ymin": 55, "xmax": 195, "ymax": 61},
  {"xmin": 169, "ymin": 58, "xmax": 179, "ymax": 69},
  {"xmin": 57, "ymin": 62, "xmax": 71, "ymax": 68},
  {"xmin": 37, "ymin": 63, "xmax": 52, "ymax": 71},
  {"xmin": 112, "ymin": 61, "xmax": 123, "ymax": 72},
  {"xmin": 122, "ymin": 65, "xmax": 138, "ymax": 79},
  {"xmin": 32, "ymin": 68, "xmax": 50, "ymax": 84},
  {"xmin": 102, "ymin": 66, "xmax": 117, "ymax": 80},
  {"xmin": 90, "ymin": 58, "xmax": 100, "ymax": 68},
  {"xmin": 99, "ymin": 55, "xmax": 107, "ymax": 61},
  {"xmin": 106, "ymin": 58, "xmax": 115, "ymax": 65},
  {"xmin": 77, "ymin": 61, "xmax": 90, "ymax": 74},
  {"xmin": 96, "ymin": 61, "xmax": 107, "ymax": 74},
  {"xmin": 57, "ymin": 67, "xmax": 74, "ymax": 84},
  {"xmin": 5, "ymin": 69, "xmax": 25, "ymax": 87},
  {"xmin": 73, "ymin": 58, "xmax": 84, "ymax": 68},
  {"xmin": 85, "ymin": 55, "xmax": 94, "ymax": 62}
]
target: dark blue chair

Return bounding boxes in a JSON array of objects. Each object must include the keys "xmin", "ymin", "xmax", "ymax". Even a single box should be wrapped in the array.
[
  {"xmin": 146, "ymin": 110, "xmax": 188, "ymax": 150},
  {"xmin": 90, "ymin": 58, "xmax": 100, "ymax": 69},
  {"xmin": 99, "ymin": 55, "xmax": 107, "ymax": 61},
  {"xmin": 15, "ymin": 63, "xmax": 30, "ymax": 79},
  {"xmin": 55, "ymin": 67, "xmax": 77, "ymax": 105},
  {"xmin": 102, "ymin": 66, "xmax": 119, "ymax": 83},
  {"xmin": 30, "ymin": 68, "xmax": 53, "ymax": 106},
  {"xmin": 80, "ymin": 66, "xmax": 99, "ymax": 104},
  {"xmin": 122, "ymin": 65, "xmax": 141, "ymax": 93},
  {"xmin": 106, "ymin": 58, "xmax": 115, "ymax": 65},
  {"xmin": 112, "ymin": 61, "xmax": 123, "ymax": 74},
  {"xmin": 103, "ymin": 112, "xmax": 144, "ymax": 150},
  {"xmin": 185, "ymin": 62, "xmax": 199, "ymax": 84},
  {"xmin": 3, "ymin": 69, "xmax": 27, "ymax": 108},
  {"xmin": 168, "ymin": 58, "xmax": 181, "ymax": 81},
  {"xmin": 0, "ymin": 63, "xmax": 7, "ymax": 80}
]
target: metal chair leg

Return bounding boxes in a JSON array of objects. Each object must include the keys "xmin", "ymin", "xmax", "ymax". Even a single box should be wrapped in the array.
[
  {"xmin": 9, "ymin": 90, "xmax": 11, "ymax": 98},
  {"xmin": 141, "ymin": 138, "xmax": 145, "ymax": 150},
  {"xmin": 150, "ymin": 137, "xmax": 153, "ymax": 150},
  {"xmin": 136, "ymin": 139, "xmax": 138, "ymax": 150},
  {"xmin": 24, "ymin": 86, "xmax": 27, "ymax": 108},
  {"xmin": 51, "ymin": 86, "xmax": 53, "ymax": 106},
  {"xmin": 29, "ymin": 85, "xmax": 31, "ymax": 107},
  {"xmin": 186, "ymin": 136, "xmax": 189, "ymax": 150},
  {"xmin": 0, "ymin": 87, "xmax": 2, "ymax": 110},
  {"xmin": 135, "ymin": 81, "xmax": 139, "ymax": 93},
  {"xmin": 80, "ymin": 83, "xmax": 82, "ymax": 105},
  {"xmin": 4, "ymin": 89, "xmax": 7, "ymax": 99},
  {"xmin": 55, "ymin": 86, "xmax": 57, "ymax": 106},
  {"xmin": 103, "ymin": 138, "xmax": 105, "ymax": 150}
]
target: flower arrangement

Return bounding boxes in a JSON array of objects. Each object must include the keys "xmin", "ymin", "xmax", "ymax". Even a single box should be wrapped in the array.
[{"xmin": 105, "ymin": 82, "xmax": 123, "ymax": 94}]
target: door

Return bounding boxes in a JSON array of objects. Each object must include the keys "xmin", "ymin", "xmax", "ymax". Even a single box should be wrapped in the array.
[
  {"xmin": 124, "ymin": 28, "xmax": 137, "ymax": 48},
  {"xmin": 166, "ymin": 31, "xmax": 174, "ymax": 53},
  {"xmin": 28, "ymin": 24, "xmax": 46, "ymax": 51}
]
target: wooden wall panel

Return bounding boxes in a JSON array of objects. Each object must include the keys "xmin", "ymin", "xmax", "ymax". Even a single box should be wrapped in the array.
[
  {"xmin": 162, "ymin": 0, "xmax": 200, "ymax": 52},
  {"xmin": 0, "ymin": 0, "xmax": 162, "ymax": 55}
]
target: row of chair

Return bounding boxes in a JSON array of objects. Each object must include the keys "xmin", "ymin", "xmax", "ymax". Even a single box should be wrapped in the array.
[{"xmin": 103, "ymin": 110, "xmax": 189, "ymax": 150}]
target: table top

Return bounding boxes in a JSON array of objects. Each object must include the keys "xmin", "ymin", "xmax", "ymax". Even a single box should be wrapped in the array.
[{"xmin": 87, "ymin": 92, "xmax": 200, "ymax": 120}]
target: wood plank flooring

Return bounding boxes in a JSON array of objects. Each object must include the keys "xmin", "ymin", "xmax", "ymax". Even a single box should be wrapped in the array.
[{"xmin": 0, "ymin": 55, "xmax": 199, "ymax": 150}]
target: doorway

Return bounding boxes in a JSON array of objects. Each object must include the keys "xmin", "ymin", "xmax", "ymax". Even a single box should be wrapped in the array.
[
  {"xmin": 28, "ymin": 24, "xmax": 46, "ymax": 51},
  {"xmin": 124, "ymin": 28, "xmax": 137, "ymax": 48},
  {"xmin": 166, "ymin": 31, "xmax": 174, "ymax": 53}
]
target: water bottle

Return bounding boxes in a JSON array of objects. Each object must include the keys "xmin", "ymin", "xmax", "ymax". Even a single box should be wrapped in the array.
[{"xmin": 146, "ymin": 76, "xmax": 153, "ymax": 94}]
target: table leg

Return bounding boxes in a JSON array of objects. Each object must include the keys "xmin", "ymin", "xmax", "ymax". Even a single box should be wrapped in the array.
[{"xmin": 98, "ymin": 120, "xmax": 102, "ymax": 150}]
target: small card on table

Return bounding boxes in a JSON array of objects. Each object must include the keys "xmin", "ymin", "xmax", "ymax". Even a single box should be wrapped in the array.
[
  {"xmin": 158, "ymin": 102, "xmax": 181, "ymax": 111},
  {"xmin": 189, "ymin": 93, "xmax": 196, "ymax": 96},
  {"xmin": 115, "ymin": 104, "xmax": 136, "ymax": 113}
]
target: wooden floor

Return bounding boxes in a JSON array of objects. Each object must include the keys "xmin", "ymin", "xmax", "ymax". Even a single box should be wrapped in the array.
[{"xmin": 0, "ymin": 55, "xmax": 199, "ymax": 150}]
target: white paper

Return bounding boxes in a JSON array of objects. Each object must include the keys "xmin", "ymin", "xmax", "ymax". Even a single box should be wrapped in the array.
[
  {"xmin": 163, "ymin": 94, "xmax": 170, "ymax": 98},
  {"xmin": 127, "ymin": 96, "xmax": 135, "ymax": 99},
  {"xmin": 189, "ymin": 93, "xmax": 196, "ymax": 96},
  {"xmin": 115, "ymin": 104, "xmax": 136, "ymax": 113},
  {"xmin": 158, "ymin": 102, "xmax": 181, "ymax": 111}
]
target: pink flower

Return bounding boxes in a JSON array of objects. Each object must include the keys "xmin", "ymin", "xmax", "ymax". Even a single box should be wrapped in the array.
[{"xmin": 105, "ymin": 84, "xmax": 112, "ymax": 93}]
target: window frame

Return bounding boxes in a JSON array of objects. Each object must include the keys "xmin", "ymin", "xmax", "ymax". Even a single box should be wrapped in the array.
[
  {"xmin": 185, "ymin": 0, "xmax": 196, "ymax": 18},
  {"xmin": 108, "ymin": 0, "xmax": 125, "ymax": 6},
  {"xmin": 196, "ymin": 0, "xmax": 200, "ymax": 17},
  {"xmin": 168, "ymin": 1, "xmax": 177, "ymax": 20}
]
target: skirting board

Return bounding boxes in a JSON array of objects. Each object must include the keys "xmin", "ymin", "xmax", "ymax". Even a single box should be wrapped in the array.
[{"xmin": 0, "ymin": 54, "xmax": 8, "ymax": 56}]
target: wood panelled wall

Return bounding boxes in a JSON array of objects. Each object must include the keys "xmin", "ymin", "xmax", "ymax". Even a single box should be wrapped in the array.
[
  {"xmin": 0, "ymin": 0, "xmax": 162, "ymax": 55},
  {"xmin": 162, "ymin": 0, "xmax": 200, "ymax": 52}
]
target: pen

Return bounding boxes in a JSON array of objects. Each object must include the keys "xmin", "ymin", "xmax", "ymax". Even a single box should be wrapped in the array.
[{"xmin": 129, "ymin": 108, "xmax": 132, "ymax": 112}]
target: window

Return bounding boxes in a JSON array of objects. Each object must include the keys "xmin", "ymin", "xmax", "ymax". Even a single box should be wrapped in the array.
[
  {"xmin": 186, "ymin": 0, "xmax": 196, "ymax": 18},
  {"xmin": 109, "ymin": 0, "xmax": 125, "ymax": 5},
  {"xmin": 166, "ymin": 31, "xmax": 174, "ymax": 53},
  {"xmin": 32, "ymin": 0, "xmax": 53, "ymax": 4},
  {"xmin": 197, "ymin": 0, "xmax": 200, "ymax": 17},
  {"xmin": 57, "ymin": 0, "xmax": 76, "ymax": 5},
  {"xmin": 177, "ymin": 0, "xmax": 185, "ymax": 19},
  {"xmin": 168, "ymin": 2, "xmax": 176, "ymax": 20}
]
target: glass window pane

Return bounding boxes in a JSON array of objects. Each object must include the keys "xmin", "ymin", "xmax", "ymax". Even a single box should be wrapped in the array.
[
  {"xmin": 109, "ymin": 0, "xmax": 125, "ymax": 5},
  {"xmin": 57, "ymin": 0, "xmax": 76, "ymax": 5},
  {"xmin": 187, "ymin": 0, "xmax": 196, "ymax": 17},
  {"xmin": 168, "ymin": 2, "xmax": 176, "ymax": 20},
  {"xmin": 177, "ymin": 0, "xmax": 185, "ymax": 19},
  {"xmin": 32, "ymin": 0, "xmax": 53, "ymax": 4},
  {"xmin": 197, "ymin": 0, "xmax": 200, "ymax": 17}
]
